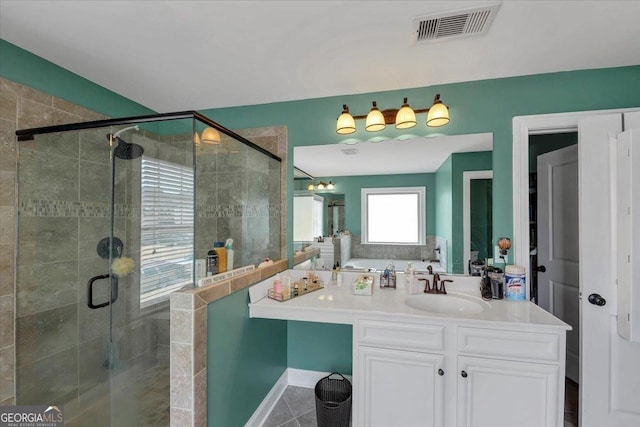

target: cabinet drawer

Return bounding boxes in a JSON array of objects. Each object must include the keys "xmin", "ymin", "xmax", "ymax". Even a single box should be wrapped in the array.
[
  {"xmin": 356, "ymin": 320, "xmax": 445, "ymax": 353},
  {"xmin": 458, "ymin": 327, "xmax": 561, "ymax": 363}
]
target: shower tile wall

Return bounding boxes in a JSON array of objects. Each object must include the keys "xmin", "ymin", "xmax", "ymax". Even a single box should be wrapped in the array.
[
  {"xmin": 0, "ymin": 77, "xmax": 107, "ymax": 406},
  {"xmin": 350, "ymin": 233, "xmax": 438, "ymax": 261},
  {"xmin": 195, "ymin": 132, "xmax": 283, "ymax": 266}
]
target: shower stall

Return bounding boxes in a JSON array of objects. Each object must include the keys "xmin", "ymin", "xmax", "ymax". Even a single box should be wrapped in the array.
[{"xmin": 14, "ymin": 112, "xmax": 282, "ymax": 426}]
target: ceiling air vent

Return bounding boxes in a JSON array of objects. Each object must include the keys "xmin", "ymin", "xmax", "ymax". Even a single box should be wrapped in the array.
[{"xmin": 412, "ymin": 3, "xmax": 500, "ymax": 44}]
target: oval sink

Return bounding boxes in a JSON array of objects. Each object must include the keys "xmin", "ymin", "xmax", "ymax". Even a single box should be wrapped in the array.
[{"xmin": 405, "ymin": 292, "xmax": 489, "ymax": 316}]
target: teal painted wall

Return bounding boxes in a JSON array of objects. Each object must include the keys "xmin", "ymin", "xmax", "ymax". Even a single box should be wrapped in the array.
[
  {"xmin": 0, "ymin": 39, "xmax": 155, "ymax": 118},
  {"xmin": 287, "ymin": 321, "xmax": 353, "ymax": 374},
  {"xmin": 208, "ymin": 290, "xmax": 287, "ymax": 427},
  {"xmin": 470, "ymin": 179, "xmax": 493, "ymax": 262}
]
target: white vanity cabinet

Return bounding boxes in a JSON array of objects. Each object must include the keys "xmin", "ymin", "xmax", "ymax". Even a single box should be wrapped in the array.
[
  {"xmin": 353, "ymin": 319, "xmax": 566, "ymax": 427},
  {"xmin": 353, "ymin": 319, "xmax": 448, "ymax": 427},
  {"xmin": 456, "ymin": 327, "xmax": 564, "ymax": 427},
  {"xmin": 456, "ymin": 356, "xmax": 559, "ymax": 427}
]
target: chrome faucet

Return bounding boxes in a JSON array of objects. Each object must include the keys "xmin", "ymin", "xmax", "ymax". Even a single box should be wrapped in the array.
[{"xmin": 422, "ymin": 273, "xmax": 453, "ymax": 294}]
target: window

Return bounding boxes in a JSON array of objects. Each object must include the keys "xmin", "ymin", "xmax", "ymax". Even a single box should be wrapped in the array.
[
  {"xmin": 361, "ymin": 187, "xmax": 425, "ymax": 245},
  {"xmin": 140, "ymin": 156, "xmax": 194, "ymax": 307}
]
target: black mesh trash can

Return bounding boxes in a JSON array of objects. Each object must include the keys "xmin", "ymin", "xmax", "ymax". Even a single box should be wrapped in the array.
[{"xmin": 314, "ymin": 372, "xmax": 352, "ymax": 427}]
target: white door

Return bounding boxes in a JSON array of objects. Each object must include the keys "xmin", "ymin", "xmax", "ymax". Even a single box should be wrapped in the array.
[
  {"xmin": 355, "ymin": 346, "xmax": 445, "ymax": 427},
  {"xmin": 580, "ymin": 111, "xmax": 640, "ymax": 426},
  {"xmin": 537, "ymin": 145, "xmax": 580, "ymax": 383},
  {"xmin": 456, "ymin": 356, "xmax": 560, "ymax": 427}
]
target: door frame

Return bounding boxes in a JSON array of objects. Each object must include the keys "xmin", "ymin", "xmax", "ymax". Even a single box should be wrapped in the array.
[
  {"xmin": 512, "ymin": 107, "xmax": 640, "ymax": 422},
  {"xmin": 463, "ymin": 170, "xmax": 493, "ymax": 275},
  {"xmin": 512, "ymin": 107, "xmax": 639, "ymax": 295}
]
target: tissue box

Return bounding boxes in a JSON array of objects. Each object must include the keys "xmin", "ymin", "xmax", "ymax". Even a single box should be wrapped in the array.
[{"xmin": 353, "ymin": 275, "xmax": 374, "ymax": 295}]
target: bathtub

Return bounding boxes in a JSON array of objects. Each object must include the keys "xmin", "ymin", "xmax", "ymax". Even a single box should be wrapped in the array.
[{"xmin": 342, "ymin": 258, "xmax": 444, "ymax": 273}]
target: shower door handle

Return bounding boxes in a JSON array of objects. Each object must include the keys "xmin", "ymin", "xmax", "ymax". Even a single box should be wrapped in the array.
[{"xmin": 87, "ymin": 274, "xmax": 119, "ymax": 309}]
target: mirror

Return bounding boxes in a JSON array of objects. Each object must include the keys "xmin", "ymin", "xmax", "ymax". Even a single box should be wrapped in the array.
[{"xmin": 293, "ymin": 134, "xmax": 493, "ymax": 274}]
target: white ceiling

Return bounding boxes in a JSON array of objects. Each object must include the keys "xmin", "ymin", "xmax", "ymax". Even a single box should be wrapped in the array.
[
  {"xmin": 2, "ymin": 1, "xmax": 638, "ymax": 177},
  {"xmin": 294, "ymin": 133, "xmax": 493, "ymax": 177},
  {"xmin": 1, "ymin": 1, "xmax": 639, "ymax": 113}
]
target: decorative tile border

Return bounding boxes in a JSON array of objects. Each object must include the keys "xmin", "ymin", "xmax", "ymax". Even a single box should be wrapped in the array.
[
  {"xmin": 18, "ymin": 199, "xmax": 141, "ymax": 218},
  {"xmin": 195, "ymin": 204, "xmax": 281, "ymax": 218}
]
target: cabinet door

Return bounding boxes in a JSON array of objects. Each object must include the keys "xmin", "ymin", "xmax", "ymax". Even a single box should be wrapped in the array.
[
  {"xmin": 456, "ymin": 356, "xmax": 560, "ymax": 427},
  {"xmin": 355, "ymin": 346, "xmax": 445, "ymax": 427}
]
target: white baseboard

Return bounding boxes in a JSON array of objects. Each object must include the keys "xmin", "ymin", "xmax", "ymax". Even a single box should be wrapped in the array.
[
  {"xmin": 244, "ymin": 370, "xmax": 288, "ymax": 427},
  {"xmin": 287, "ymin": 368, "xmax": 331, "ymax": 388},
  {"xmin": 245, "ymin": 368, "xmax": 352, "ymax": 426}
]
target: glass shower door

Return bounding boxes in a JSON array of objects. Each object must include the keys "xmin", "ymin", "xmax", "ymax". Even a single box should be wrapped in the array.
[{"xmin": 15, "ymin": 123, "xmax": 176, "ymax": 426}]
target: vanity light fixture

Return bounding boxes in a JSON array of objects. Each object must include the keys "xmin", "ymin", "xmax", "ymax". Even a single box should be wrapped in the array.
[{"xmin": 335, "ymin": 94, "xmax": 450, "ymax": 134}]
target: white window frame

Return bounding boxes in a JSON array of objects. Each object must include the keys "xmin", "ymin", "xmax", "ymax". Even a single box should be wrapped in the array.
[
  {"xmin": 361, "ymin": 186, "xmax": 426, "ymax": 245},
  {"xmin": 140, "ymin": 156, "xmax": 194, "ymax": 308}
]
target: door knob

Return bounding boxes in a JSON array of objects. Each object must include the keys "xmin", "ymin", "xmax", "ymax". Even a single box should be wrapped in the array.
[
  {"xmin": 438, "ymin": 369, "xmax": 444, "ymax": 376},
  {"xmin": 588, "ymin": 293, "xmax": 606, "ymax": 306},
  {"xmin": 461, "ymin": 371, "xmax": 468, "ymax": 378},
  {"xmin": 535, "ymin": 265, "xmax": 546, "ymax": 273}
]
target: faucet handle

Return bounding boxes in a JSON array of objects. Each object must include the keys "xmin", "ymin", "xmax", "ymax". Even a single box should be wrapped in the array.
[
  {"xmin": 441, "ymin": 279, "xmax": 453, "ymax": 295},
  {"xmin": 419, "ymin": 278, "xmax": 430, "ymax": 293}
]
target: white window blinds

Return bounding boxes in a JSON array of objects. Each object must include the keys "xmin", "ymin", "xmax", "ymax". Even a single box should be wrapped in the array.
[{"xmin": 140, "ymin": 156, "xmax": 194, "ymax": 307}]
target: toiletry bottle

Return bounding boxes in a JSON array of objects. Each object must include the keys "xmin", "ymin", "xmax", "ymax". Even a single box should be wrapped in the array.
[
  {"xmin": 282, "ymin": 278, "xmax": 291, "ymax": 299},
  {"xmin": 206, "ymin": 245, "xmax": 218, "ymax": 276},
  {"xmin": 331, "ymin": 263, "xmax": 338, "ymax": 285},
  {"xmin": 273, "ymin": 274, "xmax": 283, "ymax": 295},
  {"xmin": 214, "ymin": 242, "xmax": 227, "ymax": 274},
  {"xmin": 225, "ymin": 238, "xmax": 234, "ymax": 271}
]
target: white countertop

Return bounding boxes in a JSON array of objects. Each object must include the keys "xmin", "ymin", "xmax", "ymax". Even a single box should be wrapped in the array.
[{"xmin": 248, "ymin": 270, "xmax": 571, "ymax": 331}]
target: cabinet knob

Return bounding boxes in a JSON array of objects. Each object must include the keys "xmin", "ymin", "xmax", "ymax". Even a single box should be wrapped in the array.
[
  {"xmin": 461, "ymin": 370, "xmax": 468, "ymax": 378},
  {"xmin": 438, "ymin": 369, "xmax": 444, "ymax": 376}
]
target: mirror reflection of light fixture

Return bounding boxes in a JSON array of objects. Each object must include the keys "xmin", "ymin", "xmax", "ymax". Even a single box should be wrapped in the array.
[
  {"xmin": 335, "ymin": 94, "xmax": 450, "ymax": 134},
  {"xmin": 201, "ymin": 127, "xmax": 221, "ymax": 144},
  {"xmin": 307, "ymin": 181, "xmax": 335, "ymax": 191}
]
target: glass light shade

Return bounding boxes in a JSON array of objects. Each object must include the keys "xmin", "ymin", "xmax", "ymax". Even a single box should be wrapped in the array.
[
  {"xmin": 201, "ymin": 127, "xmax": 221, "ymax": 144},
  {"xmin": 327, "ymin": 181, "xmax": 335, "ymax": 190},
  {"xmin": 365, "ymin": 102, "xmax": 386, "ymax": 132},
  {"xmin": 395, "ymin": 98, "xmax": 417, "ymax": 129},
  {"xmin": 427, "ymin": 102, "xmax": 450, "ymax": 127},
  {"xmin": 193, "ymin": 132, "xmax": 201, "ymax": 145},
  {"xmin": 317, "ymin": 183, "xmax": 326, "ymax": 190},
  {"xmin": 336, "ymin": 106, "xmax": 356, "ymax": 135},
  {"xmin": 307, "ymin": 184, "xmax": 315, "ymax": 191}
]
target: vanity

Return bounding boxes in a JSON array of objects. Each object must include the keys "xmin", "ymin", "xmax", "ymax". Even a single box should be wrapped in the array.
[{"xmin": 249, "ymin": 270, "xmax": 570, "ymax": 427}]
